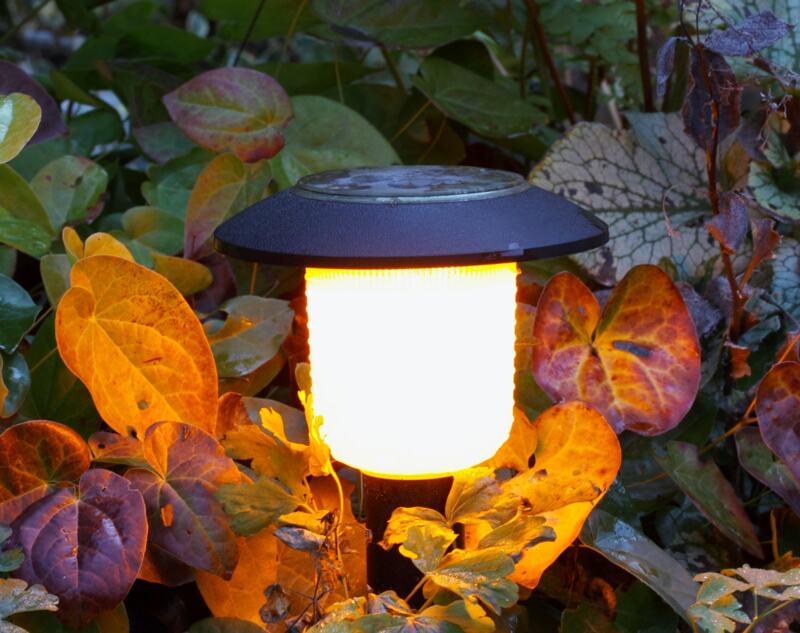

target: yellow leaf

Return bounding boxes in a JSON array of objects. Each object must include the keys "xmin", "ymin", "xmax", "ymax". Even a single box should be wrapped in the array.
[
  {"xmin": 62, "ymin": 227, "xmax": 84, "ymax": 261},
  {"xmin": 0, "ymin": 93, "xmax": 41, "ymax": 164},
  {"xmin": 55, "ymin": 255, "xmax": 218, "ymax": 437},
  {"xmin": 509, "ymin": 401, "xmax": 621, "ymax": 588},
  {"xmin": 83, "ymin": 232, "xmax": 134, "ymax": 261},
  {"xmin": 487, "ymin": 407, "xmax": 537, "ymax": 472},
  {"xmin": 151, "ymin": 252, "xmax": 212, "ymax": 296}
]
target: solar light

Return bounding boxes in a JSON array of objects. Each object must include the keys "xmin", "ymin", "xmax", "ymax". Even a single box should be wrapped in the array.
[{"xmin": 214, "ymin": 165, "xmax": 608, "ymax": 594}]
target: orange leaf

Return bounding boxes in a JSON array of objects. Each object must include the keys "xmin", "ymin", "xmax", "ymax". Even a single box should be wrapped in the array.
[
  {"xmin": 55, "ymin": 255, "xmax": 218, "ymax": 437},
  {"xmin": 755, "ymin": 361, "xmax": 800, "ymax": 485},
  {"xmin": 532, "ymin": 265, "xmax": 700, "ymax": 435},
  {"xmin": 510, "ymin": 401, "xmax": 621, "ymax": 588}
]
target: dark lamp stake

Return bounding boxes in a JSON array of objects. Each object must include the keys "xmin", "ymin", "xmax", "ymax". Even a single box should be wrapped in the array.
[{"xmin": 214, "ymin": 165, "xmax": 608, "ymax": 597}]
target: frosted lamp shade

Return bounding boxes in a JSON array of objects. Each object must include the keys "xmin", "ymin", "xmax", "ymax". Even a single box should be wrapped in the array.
[{"xmin": 305, "ymin": 263, "xmax": 518, "ymax": 479}]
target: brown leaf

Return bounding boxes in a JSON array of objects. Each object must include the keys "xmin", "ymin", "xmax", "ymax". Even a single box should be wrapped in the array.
[
  {"xmin": 706, "ymin": 192, "xmax": 748, "ymax": 254},
  {"xmin": 727, "ymin": 342, "xmax": 752, "ymax": 379},
  {"xmin": 755, "ymin": 361, "xmax": 800, "ymax": 485},
  {"xmin": 749, "ymin": 218, "xmax": 780, "ymax": 273},
  {"xmin": 55, "ymin": 256, "xmax": 218, "ymax": 437}
]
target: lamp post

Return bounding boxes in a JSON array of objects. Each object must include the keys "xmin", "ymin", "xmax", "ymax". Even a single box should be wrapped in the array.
[{"xmin": 214, "ymin": 165, "xmax": 607, "ymax": 596}]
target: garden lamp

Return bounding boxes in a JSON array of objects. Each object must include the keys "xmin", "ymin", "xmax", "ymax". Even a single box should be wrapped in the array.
[{"xmin": 214, "ymin": 165, "xmax": 608, "ymax": 594}]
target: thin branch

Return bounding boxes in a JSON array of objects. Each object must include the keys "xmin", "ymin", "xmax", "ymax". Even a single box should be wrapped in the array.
[
  {"xmin": 519, "ymin": 19, "xmax": 532, "ymax": 98},
  {"xmin": 232, "ymin": 0, "xmax": 268, "ymax": 67},
  {"xmin": 634, "ymin": 0, "xmax": 655, "ymax": 111},
  {"xmin": 276, "ymin": 0, "xmax": 309, "ymax": 78},
  {"xmin": 524, "ymin": 0, "xmax": 576, "ymax": 124},
  {"xmin": 391, "ymin": 99, "xmax": 431, "ymax": 141}
]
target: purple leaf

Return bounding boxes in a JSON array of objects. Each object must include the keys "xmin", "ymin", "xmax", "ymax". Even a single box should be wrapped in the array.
[
  {"xmin": 11, "ymin": 469, "xmax": 147, "ymax": 628},
  {"xmin": 736, "ymin": 428, "xmax": 800, "ymax": 518},
  {"xmin": 0, "ymin": 61, "xmax": 67, "ymax": 145},
  {"xmin": 755, "ymin": 361, "xmax": 800, "ymax": 486},
  {"xmin": 655, "ymin": 37, "xmax": 681, "ymax": 99},
  {"xmin": 705, "ymin": 11, "xmax": 792, "ymax": 57},
  {"xmin": 125, "ymin": 422, "xmax": 240, "ymax": 578},
  {"xmin": 706, "ymin": 192, "xmax": 749, "ymax": 254}
]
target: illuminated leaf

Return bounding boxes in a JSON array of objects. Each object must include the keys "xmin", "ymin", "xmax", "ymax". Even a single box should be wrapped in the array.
[
  {"xmin": 755, "ymin": 361, "xmax": 800, "ymax": 485},
  {"xmin": 477, "ymin": 515, "xmax": 555, "ymax": 562},
  {"xmin": 487, "ymin": 408, "xmax": 537, "ymax": 472},
  {"xmin": 163, "ymin": 68, "xmax": 292, "ymax": 163},
  {"xmin": 184, "ymin": 153, "xmax": 271, "ymax": 260},
  {"xmin": 529, "ymin": 113, "xmax": 710, "ymax": 281},
  {"xmin": 271, "ymin": 95, "xmax": 399, "ymax": 189},
  {"xmin": 0, "ymin": 274, "xmax": 40, "ymax": 352},
  {"xmin": 151, "ymin": 253, "xmax": 212, "ymax": 296},
  {"xmin": 445, "ymin": 468, "xmax": 505, "ymax": 526},
  {"xmin": 412, "ymin": 57, "xmax": 544, "ymax": 139},
  {"xmin": 426, "ymin": 548, "xmax": 517, "ymax": 614},
  {"xmin": 0, "ymin": 421, "xmax": 90, "ymax": 524},
  {"xmin": 88, "ymin": 431, "xmax": 147, "ymax": 470},
  {"xmin": 30, "ymin": 156, "xmax": 107, "ymax": 229},
  {"xmin": 11, "ymin": 469, "xmax": 146, "ymax": 628},
  {"xmin": 125, "ymin": 422, "xmax": 240, "ymax": 577},
  {"xmin": 0, "ymin": 94, "xmax": 41, "ymax": 164},
  {"xmin": 382, "ymin": 507, "xmax": 454, "ymax": 551},
  {"xmin": 56, "ymin": 256, "xmax": 218, "ymax": 437},
  {"xmin": 0, "ymin": 579, "xmax": 58, "ymax": 624},
  {"xmin": 0, "ymin": 165, "xmax": 54, "ymax": 257},
  {"xmin": 195, "ymin": 529, "xmax": 279, "ymax": 625},
  {"xmin": 655, "ymin": 442, "xmax": 763, "ymax": 557},
  {"xmin": 532, "ymin": 265, "xmax": 701, "ymax": 435},
  {"xmin": 509, "ymin": 402, "xmax": 620, "ymax": 588},
  {"xmin": 208, "ymin": 296, "xmax": 294, "ymax": 378},
  {"xmin": 216, "ymin": 476, "xmax": 304, "ymax": 536}
]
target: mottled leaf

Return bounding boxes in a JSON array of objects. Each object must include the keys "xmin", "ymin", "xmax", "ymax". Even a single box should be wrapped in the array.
[
  {"xmin": 56, "ymin": 256, "xmax": 218, "ymax": 437},
  {"xmin": 771, "ymin": 238, "xmax": 800, "ymax": 321},
  {"xmin": 0, "ymin": 421, "xmax": 90, "ymax": 524},
  {"xmin": 0, "ymin": 579, "xmax": 58, "ymax": 622},
  {"xmin": 208, "ymin": 296, "xmax": 294, "ymax": 378},
  {"xmin": 749, "ymin": 161, "xmax": 800, "ymax": 223},
  {"xmin": 11, "ymin": 469, "xmax": 146, "ymax": 627},
  {"xmin": 529, "ymin": 113, "xmax": 710, "ymax": 281},
  {"xmin": 412, "ymin": 57, "xmax": 543, "ymax": 138},
  {"xmin": 125, "ymin": 422, "xmax": 240, "ymax": 577},
  {"xmin": 655, "ymin": 441, "xmax": 763, "ymax": 557},
  {"xmin": 163, "ymin": 68, "xmax": 292, "ymax": 163},
  {"xmin": 755, "ymin": 361, "xmax": 800, "ymax": 485},
  {"xmin": 184, "ymin": 153, "xmax": 271, "ymax": 260},
  {"xmin": 0, "ymin": 94, "xmax": 41, "ymax": 164},
  {"xmin": 0, "ymin": 274, "xmax": 39, "ymax": 353},
  {"xmin": 0, "ymin": 165, "xmax": 54, "ymax": 257},
  {"xmin": 533, "ymin": 266, "xmax": 701, "ymax": 434},
  {"xmin": 270, "ymin": 95, "xmax": 399, "ymax": 189},
  {"xmin": 736, "ymin": 427, "xmax": 800, "ymax": 517},
  {"xmin": 581, "ymin": 509, "xmax": 697, "ymax": 621},
  {"xmin": 30, "ymin": 157, "xmax": 107, "ymax": 230},
  {"xmin": 510, "ymin": 402, "xmax": 620, "ymax": 588},
  {"xmin": 0, "ymin": 61, "xmax": 66, "ymax": 144},
  {"xmin": 683, "ymin": 48, "xmax": 741, "ymax": 151},
  {"xmin": 706, "ymin": 192, "xmax": 748, "ymax": 254},
  {"xmin": 705, "ymin": 11, "xmax": 792, "ymax": 57}
]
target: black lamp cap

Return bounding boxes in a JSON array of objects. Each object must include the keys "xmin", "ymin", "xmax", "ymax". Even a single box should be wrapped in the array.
[{"xmin": 213, "ymin": 165, "xmax": 608, "ymax": 268}]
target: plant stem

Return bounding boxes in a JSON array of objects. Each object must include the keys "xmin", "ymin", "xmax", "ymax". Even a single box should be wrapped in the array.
[
  {"xmin": 519, "ymin": 20, "xmax": 532, "ymax": 98},
  {"xmin": 276, "ymin": 0, "xmax": 308, "ymax": 79},
  {"xmin": 417, "ymin": 115, "xmax": 448, "ymax": 164},
  {"xmin": 232, "ymin": 0, "xmax": 267, "ymax": 67},
  {"xmin": 524, "ymin": 0, "xmax": 576, "ymax": 124},
  {"xmin": 330, "ymin": 467, "xmax": 350, "ymax": 599},
  {"xmin": 381, "ymin": 46, "xmax": 406, "ymax": 92},
  {"xmin": 584, "ymin": 59, "xmax": 598, "ymax": 120},
  {"xmin": 404, "ymin": 575, "xmax": 427, "ymax": 604},
  {"xmin": 0, "ymin": 0, "xmax": 50, "ymax": 45},
  {"xmin": 391, "ymin": 100, "xmax": 431, "ymax": 141},
  {"xmin": 634, "ymin": 0, "xmax": 654, "ymax": 111},
  {"xmin": 333, "ymin": 44, "xmax": 344, "ymax": 104}
]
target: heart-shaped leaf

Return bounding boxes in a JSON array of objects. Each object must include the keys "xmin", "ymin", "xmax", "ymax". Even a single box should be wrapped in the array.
[
  {"xmin": 208, "ymin": 296, "xmax": 294, "ymax": 378},
  {"xmin": 0, "ymin": 274, "xmax": 40, "ymax": 353},
  {"xmin": 11, "ymin": 468, "xmax": 146, "ymax": 627},
  {"xmin": 532, "ymin": 265, "xmax": 701, "ymax": 435},
  {"xmin": 508, "ymin": 401, "xmax": 621, "ymax": 588},
  {"xmin": 125, "ymin": 422, "xmax": 240, "ymax": 577},
  {"xmin": 30, "ymin": 156, "xmax": 107, "ymax": 229},
  {"xmin": 184, "ymin": 153, "xmax": 271, "ymax": 260},
  {"xmin": 756, "ymin": 361, "xmax": 800, "ymax": 486},
  {"xmin": 163, "ymin": 68, "xmax": 292, "ymax": 163},
  {"xmin": 0, "ymin": 94, "xmax": 41, "ymax": 164},
  {"xmin": 0, "ymin": 165, "xmax": 54, "ymax": 257},
  {"xmin": 0, "ymin": 61, "xmax": 66, "ymax": 145},
  {"xmin": 0, "ymin": 421, "xmax": 90, "ymax": 524},
  {"xmin": 56, "ymin": 256, "xmax": 218, "ymax": 437}
]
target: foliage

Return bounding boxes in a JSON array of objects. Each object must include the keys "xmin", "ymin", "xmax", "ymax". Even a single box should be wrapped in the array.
[{"xmin": 0, "ymin": 0, "xmax": 799, "ymax": 631}]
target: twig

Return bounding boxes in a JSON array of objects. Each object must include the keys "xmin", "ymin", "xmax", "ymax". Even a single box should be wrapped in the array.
[
  {"xmin": 519, "ymin": 20, "xmax": 532, "ymax": 98},
  {"xmin": 417, "ymin": 116, "xmax": 448, "ymax": 164},
  {"xmin": 391, "ymin": 100, "xmax": 431, "ymax": 141},
  {"xmin": 634, "ymin": 0, "xmax": 655, "ymax": 111},
  {"xmin": 333, "ymin": 44, "xmax": 344, "ymax": 104},
  {"xmin": 0, "ymin": 0, "xmax": 50, "ymax": 45},
  {"xmin": 381, "ymin": 46, "xmax": 406, "ymax": 92},
  {"xmin": 524, "ymin": 0, "xmax": 576, "ymax": 124},
  {"xmin": 275, "ymin": 0, "xmax": 309, "ymax": 79},
  {"xmin": 232, "ymin": 0, "xmax": 268, "ymax": 67}
]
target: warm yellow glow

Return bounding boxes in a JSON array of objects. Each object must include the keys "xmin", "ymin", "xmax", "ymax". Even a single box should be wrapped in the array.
[{"xmin": 305, "ymin": 263, "xmax": 518, "ymax": 479}]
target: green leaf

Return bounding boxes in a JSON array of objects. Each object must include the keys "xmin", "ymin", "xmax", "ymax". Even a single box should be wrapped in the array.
[
  {"xmin": 0, "ymin": 274, "xmax": 39, "ymax": 352},
  {"xmin": 217, "ymin": 477, "xmax": 305, "ymax": 536},
  {"xmin": 310, "ymin": 0, "xmax": 485, "ymax": 48},
  {"xmin": 427, "ymin": 548, "xmax": 517, "ymax": 614},
  {"xmin": 689, "ymin": 595, "xmax": 749, "ymax": 633},
  {"xmin": 132, "ymin": 122, "xmax": 196, "ymax": 165},
  {"xmin": 412, "ymin": 57, "xmax": 544, "ymax": 138},
  {"xmin": 141, "ymin": 149, "xmax": 212, "ymax": 218},
  {"xmin": 186, "ymin": 618, "xmax": 266, "ymax": 633},
  {"xmin": 121, "ymin": 206, "xmax": 184, "ymax": 255},
  {"xmin": 771, "ymin": 237, "xmax": 800, "ymax": 322},
  {"xmin": 398, "ymin": 524, "xmax": 456, "ymax": 573},
  {"xmin": 654, "ymin": 441, "xmax": 763, "ymax": 558},
  {"xmin": 119, "ymin": 24, "xmax": 215, "ymax": 65},
  {"xmin": 561, "ymin": 603, "xmax": 620, "ymax": 633},
  {"xmin": 580, "ymin": 509, "xmax": 697, "ymax": 621},
  {"xmin": 0, "ymin": 165, "xmax": 54, "ymax": 257},
  {"xmin": 254, "ymin": 62, "xmax": 378, "ymax": 96},
  {"xmin": 0, "ymin": 351, "xmax": 30, "ymax": 418},
  {"xmin": 445, "ymin": 468, "xmax": 507, "ymax": 526},
  {"xmin": 0, "ymin": 579, "xmax": 58, "ymax": 622},
  {"xmin": 39, "ymin": 254, "xmax": 71, "ymax": 307},
  {"xmin": 271, "ymin": 95, "xmax": 399, "ymax": 189},
  {"xmin": 615, "ymin": 581, "xmax": 680, "ymax": 633},
  {"xmin": 476, "ymin": 514, "xmax": 555, "ymax": 562},
  {"xmin": 382, "ymin": 507, "xmax": 454, "ymax": 551},
  {"xmin": 530, "ymin": 113, "xmax": 711, "ymax": 281},
  {"xmin": 208, "ymin": 296, "xmax": 294, "ymax": 378},
  {"xmin": 30, "ymin": 156, "xmax": 108, "ymax": 229},
  {"xmin": 201, "ymin": 0, "xmax": 320, "ymax": 40},
  {"xmin": 0, "ymin": 94, "xmax": 41, "ymax": 164},
  {"xmin": 736, "ymin": 427, "xmax": 800, "ymax": 517},
  {"xmin": 749, "ymin": 161, "xmax": 800, "ymax": 223}
]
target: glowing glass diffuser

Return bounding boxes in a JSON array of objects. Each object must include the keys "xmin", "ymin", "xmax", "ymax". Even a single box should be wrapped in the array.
[{"xmin": 214, "ymin": 165, "xmax": 608, "ymax": 478}]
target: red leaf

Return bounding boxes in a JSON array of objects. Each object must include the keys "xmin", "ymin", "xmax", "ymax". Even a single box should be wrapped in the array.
[{"xmin": 11, "ymin": 469, "xmax": 146, "ymax": 627}]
